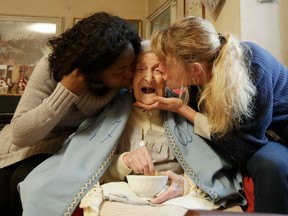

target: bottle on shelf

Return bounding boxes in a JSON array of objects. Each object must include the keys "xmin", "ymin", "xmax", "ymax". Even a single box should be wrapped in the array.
[
  {"xmin": 16, "ymin": 65, "xmax": 28, "ymax": 95},
  {"xmin": 0, "ymin": 77, "xmax": 8, "ymax": 94},
  {"xmin": 6, "ymin": 78, "xmax": 12, "ymax": 93}
]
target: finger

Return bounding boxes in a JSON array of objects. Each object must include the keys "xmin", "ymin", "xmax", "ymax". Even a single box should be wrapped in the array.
[
  {"xmin": 133, "ymin": 101, "xmax": 159, "ymax": 110},
  {"xmin": 124, "ymin": 153, "xmax": 144, "ymax": 174},
  {"xmin": 150, "ymin": 195, "xmax": 166, "ymax": 204},
  {"xmin": 138, "ymin": 150, "xmax": 152, "ymax": 174},
  {"xmin": 139, "ymin": 147, "xmax": 155, "ymax": 175},
  {"xmin": 72, "ymin": 68, "xmax": 82, "ymax": 75},
  {"xmin": 150, "ymin": 187, "xmax": 172, "ymax": 204},
  {"xmin": 143, "ymin": 161, "xmax": 155, "ymax": 175},
  {"xmin": 133, "ymin": 156, "xmax": 146, "ymax": 174},
  {"xmin": 160, "ymin": 170, "xmax": 174, "ymax": 179},
  {"xmin": 133, "ymin": 151, "xmax": 151, "ymax": 174},
  {"xmin": 132, "ymin": 164, "xmax": 143, "ymax": 174}
]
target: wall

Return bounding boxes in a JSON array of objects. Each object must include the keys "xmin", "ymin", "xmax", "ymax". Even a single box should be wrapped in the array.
[
  {"xmin": 148, "ymin": 0, "xmax": 167, "ymax": 13},
  {"xmin": 200, "ymin": 0, "xmax": 287, "ymax": 66},
  {"xmin": 280, "ymin": 0, "xmax": 288, "ymax": 66},
  {"xmin": 1, "ymin": 0, "xmax": 287, "ymax": 65},
  {"xmin": 240, "ymin": 0, "xmax": 288, "ymax": 65},
  {"xmin": 0, "ymin": 0, "xmax": 148, "ymax": 85},
  {"xmin": 147, "ymin": 0, "xmax": 242, "ymax": 38},
  {"xmin": 205, "ymin": 0, "xmax": 241, "ymax": 38},
  {"xmin": 0, "ymin": 0, "xmax": 147, "ymax": 32}
]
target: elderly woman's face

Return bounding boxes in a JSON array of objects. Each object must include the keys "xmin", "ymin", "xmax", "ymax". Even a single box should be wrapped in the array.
[{"xmin": 133, "ymin": 52, "xmax": 164, "ymax": 105}]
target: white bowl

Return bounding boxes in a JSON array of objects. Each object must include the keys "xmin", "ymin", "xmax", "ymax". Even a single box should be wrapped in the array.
[{"xmin": 126, "ymin": 175, "xmax": 168, "ymax": 199}]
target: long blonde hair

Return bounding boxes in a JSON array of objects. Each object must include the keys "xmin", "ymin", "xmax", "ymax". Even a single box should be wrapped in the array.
[{"xmin": 151, "ymin": 16, "xmax": 256, "ymax": 137}]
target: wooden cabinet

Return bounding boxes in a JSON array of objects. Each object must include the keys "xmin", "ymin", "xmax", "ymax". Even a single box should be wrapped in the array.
[{"xmin": 0, "ymin": 94, "xmax": 21, "ymax": 128}]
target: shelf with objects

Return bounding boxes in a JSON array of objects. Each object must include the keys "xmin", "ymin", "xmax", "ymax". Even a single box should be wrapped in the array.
[
  {"xmin": 0, "ymin": 65, "xmax": 31, "ymax": 95},
  {"xmin": 0, "ymin": 14, "xmax": 64, "ymax": 129},
  {"xmin": 0, "ymin": 94, "xmax": 21, "ymax": 129},
  {"xmin": 0, "ymin": 64, "xmax": 32, "ymax": 129}
]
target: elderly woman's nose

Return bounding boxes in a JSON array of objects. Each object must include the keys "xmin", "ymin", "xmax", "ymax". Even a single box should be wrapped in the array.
[{"xmin": 144, "ymin": 71, "xmax": 154, "ymax": 82}]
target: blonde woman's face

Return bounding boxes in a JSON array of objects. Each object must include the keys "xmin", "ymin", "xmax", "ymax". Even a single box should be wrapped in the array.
[
  {"xmin": 158, "ymin": 59, "xmax": 184, "ymax": 89},
  {"xmin": 133, "ymin": 52, "xmax": 164, "ymax": 105}
]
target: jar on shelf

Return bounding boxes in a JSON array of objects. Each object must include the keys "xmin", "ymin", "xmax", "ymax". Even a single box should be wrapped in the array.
[
  {"xmin": 0, "ymin": 77, "xmax": 8, "ymax": 94},
  {"xmin": 16, "ymin": 65, "xmax": 28, "ymax": 95},
  {"xmin": 16, "ymin": 77, "xmax": 26, "ymax": 94},
  {"xmin": 6, "ymin": 78, "xmax": 12, "ymax": 93}
]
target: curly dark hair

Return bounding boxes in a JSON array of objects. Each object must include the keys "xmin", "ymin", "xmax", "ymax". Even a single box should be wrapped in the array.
[{"xmin": 47, "ymin": 12, "xmax": 141, "ymax": 82}]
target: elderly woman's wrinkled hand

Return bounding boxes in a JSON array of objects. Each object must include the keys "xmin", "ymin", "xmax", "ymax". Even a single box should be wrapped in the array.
[
  {"xmin": 123, "ymin": 146, "xmax": 155, "ymax": 175},
  {"xmin": 149, "ymin": 170, "xmax": 184, "ymax": 204},
  {"xmin": 134, "ymin": 96, "xmax": 185, "ymax": 114}
]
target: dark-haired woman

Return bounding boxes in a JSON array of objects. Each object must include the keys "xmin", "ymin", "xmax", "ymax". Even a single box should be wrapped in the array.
[{"xmin": 0, "ymin": 11, "xmax": 141, "ymax": 216}]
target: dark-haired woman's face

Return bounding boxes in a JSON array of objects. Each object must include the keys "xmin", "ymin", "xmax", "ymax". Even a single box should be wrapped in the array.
[{"xmin": 89, "ymin": 43, "xmax": 136, "ymax": 90}]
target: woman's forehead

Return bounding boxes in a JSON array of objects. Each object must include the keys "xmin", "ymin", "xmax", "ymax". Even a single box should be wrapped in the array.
[{"xmin": 137, "ymin": 52, "xmax": 158, "ymax": 64}]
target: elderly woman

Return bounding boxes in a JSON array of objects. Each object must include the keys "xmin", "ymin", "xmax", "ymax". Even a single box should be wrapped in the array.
[{"xmin": 19, "ymin": 41, "xmax": 245, "ymax": 216}]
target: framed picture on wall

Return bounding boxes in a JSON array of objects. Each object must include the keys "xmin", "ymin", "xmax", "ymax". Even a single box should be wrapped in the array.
[
  {"xmin": 126, "ymin": 19, "xmax": 142, "ymax": 37},
  {"xmin": 149, "ymin": 7, "xmax": 170, "ymax": 37},
  {"xmin": 184, "ymin": 0, "xmax": 205, "ymax": 18},
  {"xmin": 147, "ymin": 0, "xmax": 172, "ymax": 37},
  {"xmin": 0, "ymin": 14, "xmax": 64, "ymax": 94}
]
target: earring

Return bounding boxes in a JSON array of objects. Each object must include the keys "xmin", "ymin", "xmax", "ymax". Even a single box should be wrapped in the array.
[
  {"xmin": 192, "ymin": 77, "xmax": 199, "ymax": 84},
  {"xmin": 129, "ymin": 88, "xmax": 133, "ymax": 93}
]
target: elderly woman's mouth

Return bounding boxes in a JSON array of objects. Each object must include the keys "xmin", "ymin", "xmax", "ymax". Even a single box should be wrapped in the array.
[{"xmin": 141, "ymin": 87, "xmax": 155, "ymax": 94}]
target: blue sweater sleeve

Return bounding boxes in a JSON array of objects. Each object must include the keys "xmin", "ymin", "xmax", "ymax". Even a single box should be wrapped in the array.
[{"xmin": 210, "ymin": 42, "xmax": 288, "ymax": 164}]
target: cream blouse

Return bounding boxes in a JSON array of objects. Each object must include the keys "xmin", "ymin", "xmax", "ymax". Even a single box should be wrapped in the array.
[
  {"xmin": 81, "ymin": 107, "xmax": 218, "ymax": 216},
  {"xmin": 101, "ymin": 107, "xmax": 183, "ymax": 183}
]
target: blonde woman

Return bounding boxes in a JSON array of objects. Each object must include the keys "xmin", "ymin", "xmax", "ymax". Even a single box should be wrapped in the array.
[{"xmin": 136, "ymin": 16, "xmax": 288, "ymax": 214}]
